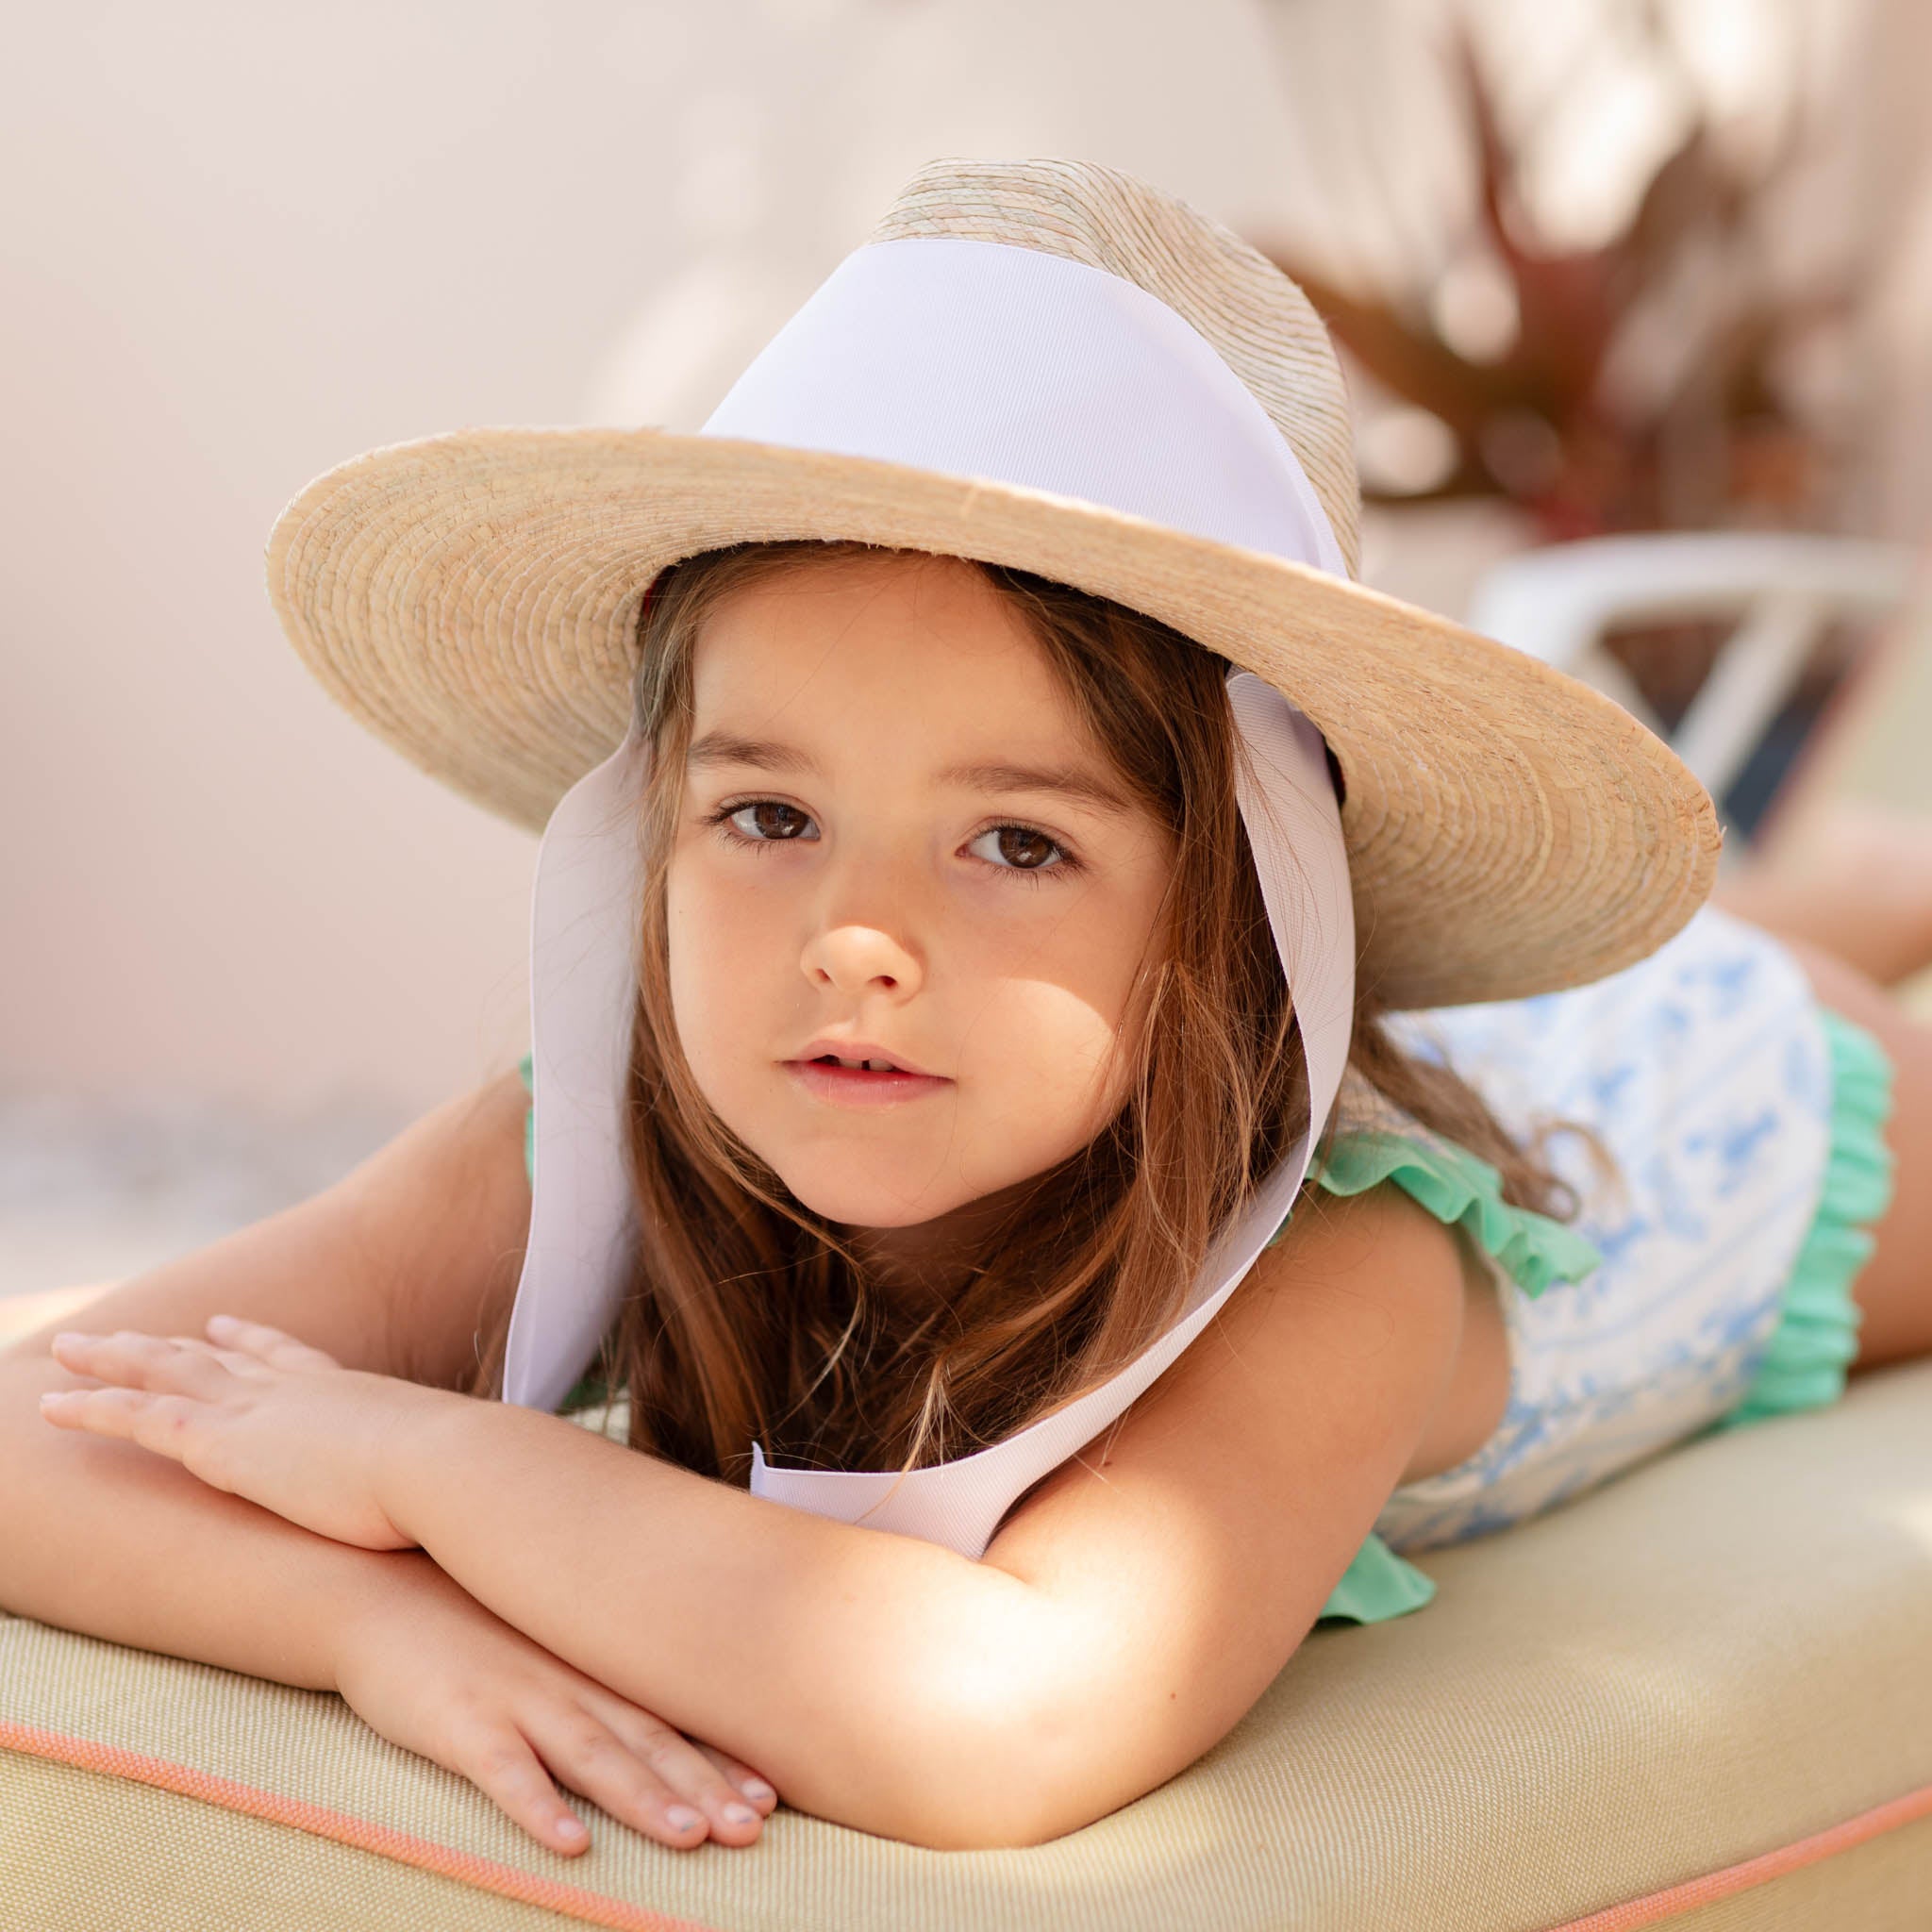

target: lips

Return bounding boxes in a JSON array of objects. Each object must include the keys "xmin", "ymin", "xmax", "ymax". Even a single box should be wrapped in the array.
[
  {"xmin": 784, "ymin": 1040, "xmax": 951, "ymax": 1108},
  {"xmin": 790, "ymin": 1038, "xmax": 937, "ymax": 1078}
]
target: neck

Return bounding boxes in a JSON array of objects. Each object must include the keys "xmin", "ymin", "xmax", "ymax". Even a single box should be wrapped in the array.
[{"xmin": 841, "ymin": 1174, "xmax": 1041, "ymax": 1312}]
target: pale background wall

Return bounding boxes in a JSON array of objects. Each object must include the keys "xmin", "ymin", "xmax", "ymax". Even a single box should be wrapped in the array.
[
  {"xmin": 2, "ymin": 0, "xmax": 1325, "ymax": 1120},
  {"xmin": 4, "ymin": 0, "xmax": 1927, "ymax": 1293}
]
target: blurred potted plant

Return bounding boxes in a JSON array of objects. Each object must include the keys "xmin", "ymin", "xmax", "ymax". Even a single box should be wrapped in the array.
[{"xmin": 1257, "ymin": 20, "xmax": 1870, "ymax": 737}]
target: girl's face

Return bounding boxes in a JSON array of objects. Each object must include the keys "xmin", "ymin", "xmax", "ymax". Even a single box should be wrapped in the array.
[{"xmin": 665, "ymin": 551, "xmax": 1177, "ymax": 1252}]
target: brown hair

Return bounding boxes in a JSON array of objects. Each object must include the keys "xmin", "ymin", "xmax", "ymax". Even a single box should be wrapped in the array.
[{"xmin": 466, "ymin": 540, "xmax": 1596, "ymax": 1481}]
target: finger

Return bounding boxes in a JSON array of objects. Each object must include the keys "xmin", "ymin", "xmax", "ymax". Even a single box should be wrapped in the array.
[
  {"xmin": 38, "ymin": 1385, "xmax": 202, "ymax": 1459},
  {"xmin": 449, "ymin": 1718, "xmax": 600, "ymax": 1857},
  {"xmin": 37, "ymin": 1386, "xmax": 110, "ymax": 1428},
  {"xmin": 163, "ymin": 1336, "xmax": 271, "ymax": 1374},
  {"xmin": 205, "ymin": 1315, "xmax": 342, "ymax": 1370},
  {"xmin": 515, "ymin": 1705, "xmax": 715, "ymax": 1849},
  {"xmin": 568, "ymin": 1702, "xmax": 766, "ymax": 1844},
  {"xmin": 691, "ymin": 1742, "xmax": 778, "ymax": 1815},
  {"xmin": 183, "ymin": 1339, "xmax": 289, "ymax": 1383},
  {"xmin": 47, "ymin": 1330, "xmax": 231, "ymax": 1401}
]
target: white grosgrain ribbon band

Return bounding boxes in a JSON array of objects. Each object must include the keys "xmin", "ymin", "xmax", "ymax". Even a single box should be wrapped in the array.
[
  {"xmin": 700, "ymin": 236, "xmax": 1350, "ymax": 577},
  {"xmin": 503, "ymin": 236, "xmax": 1357, "ymax": 1558}
]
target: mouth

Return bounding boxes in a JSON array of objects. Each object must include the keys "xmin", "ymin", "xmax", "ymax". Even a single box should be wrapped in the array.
[
  {"xmin": 783, "ymin": 1049, "xmax": 952, "ymax": 1109},
  {"xmin": 790, "ymin": 1038, "xmax": 938, "ymax": 1076}
]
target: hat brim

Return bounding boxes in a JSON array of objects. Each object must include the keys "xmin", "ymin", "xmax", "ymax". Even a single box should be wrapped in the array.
[{"xmin": 266, "ymin": 425, "xmax": 1719, "ymax": 1009}]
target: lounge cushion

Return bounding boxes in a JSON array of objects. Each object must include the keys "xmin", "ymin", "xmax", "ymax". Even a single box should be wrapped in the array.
[{"xmin": 4, "ymin": 1359, "xmax": 1931, "ymax": 1930}]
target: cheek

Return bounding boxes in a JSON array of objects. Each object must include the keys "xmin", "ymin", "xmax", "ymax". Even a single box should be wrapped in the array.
[
  {"xmin": 976, "ymin": 985, "xmax": 1118, "ymax": 1108},
  {"xmin": 664, "ymin": 857, "xmax": 780, "ymax": 1097},
  {"xmin": 949, "ymin": 939, "xmax": 1147, "ymax": 1160}
]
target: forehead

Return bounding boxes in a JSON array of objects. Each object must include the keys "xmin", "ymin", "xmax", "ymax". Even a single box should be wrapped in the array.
[{"xmin": 687, "ymin": 552, "xmax": 1089, "ymax": 747}]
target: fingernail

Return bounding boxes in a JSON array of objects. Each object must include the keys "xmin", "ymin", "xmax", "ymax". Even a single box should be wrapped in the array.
[
  {"xmin": 555, "ymin": 1815, "xmax": 586, "ymax": 1840},
  {"xmin": 52, "ymin": 1333, "xmax": 83, "ymax": 1347},
  {"xmin": 665, "ymin": 1805, "xmax": 702, "ymax": 1830},
  {"xmin": 739, "ymin": 1779, "xmax": 774, "ymax": 1802},
  {"xmin": 721, "ymin": 1802, "xmax": 757, "ymax": 1824}
]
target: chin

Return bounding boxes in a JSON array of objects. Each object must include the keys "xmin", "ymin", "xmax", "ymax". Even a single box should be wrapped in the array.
[{"xmin": 768, "ymin": 1158, "xmax": 980, "ymax": 1229}]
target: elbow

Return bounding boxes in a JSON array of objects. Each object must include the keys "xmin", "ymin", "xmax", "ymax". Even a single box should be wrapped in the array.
[
  {"xmin": 878, "ymin": 1650, "xmax": 1297, "ymax": 1851},
  {"xmin": 806, "ymin": 1574, "xmax": 1241, "ymax": 1852},
  {"xmin": 865, "ymin": 1683, "xmax": 1150, "ymax": 1853},
  {"xmin": 918, "ymin": 1774, "xmax": 1113, "ymax": 1853},
  {"xmin": 827, "ymin": 1709, "xmax": 1056, "ymax": 1852},
  {"xmin": 869, "ymin": 1747, "xmax": 1074, "ymax": 1853}
]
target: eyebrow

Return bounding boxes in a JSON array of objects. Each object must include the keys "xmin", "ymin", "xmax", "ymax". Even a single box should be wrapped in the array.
[
  {"xmin": 686, "ymin": 732, "xmax": 814, "ymax": 780},
  {"xmin": 944, "ymin": 760, "xmax": 1136, "ymax": 818},
  {"xmin": 686, "ymin": 731, "xmax": 1136, "ymax": 817}
]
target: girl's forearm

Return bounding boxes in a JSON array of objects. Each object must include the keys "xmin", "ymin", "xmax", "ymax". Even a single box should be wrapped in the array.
[
  {"xmin": 0, "ymin": 1357, "xmax": 407, "ymax": 1693},
  {"xmin": 380, "ymin": 1392, "xmax": 1058, "ymax": 1845}
]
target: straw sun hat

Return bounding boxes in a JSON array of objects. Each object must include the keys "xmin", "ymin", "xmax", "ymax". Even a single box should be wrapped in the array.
[{"xmin": 265, "ymin": 155, "xmax": 1718, "ymax": 1013}]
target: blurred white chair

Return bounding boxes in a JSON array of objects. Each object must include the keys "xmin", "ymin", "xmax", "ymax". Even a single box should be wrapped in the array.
[{"xmin": 1465, "ymin": 532, "xmax": 1916, "ymax": 872}]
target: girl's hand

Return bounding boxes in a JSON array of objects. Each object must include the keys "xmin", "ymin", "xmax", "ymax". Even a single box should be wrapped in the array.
[
  {"xmin": 335, "ymin": 1554, "xmax": 780, "ymax": 1855},
  {"xmin": 39, "ymin": 1327, "xmax": 782, "ymax": 1855},
  {"xmin": 37, "ymin": 1319, "xmax": 443, "ymax": 1552}
]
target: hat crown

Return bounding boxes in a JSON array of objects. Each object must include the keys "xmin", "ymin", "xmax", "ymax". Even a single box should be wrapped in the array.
[{"xmin": 867, "ymin": 157, "xmax": 1361, "ymax": 580}]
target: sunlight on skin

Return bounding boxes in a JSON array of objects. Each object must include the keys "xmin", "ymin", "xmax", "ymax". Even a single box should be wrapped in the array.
[{"xmin": 665, "ymin": 550, "xmax": 1178, "ymax": 1300}]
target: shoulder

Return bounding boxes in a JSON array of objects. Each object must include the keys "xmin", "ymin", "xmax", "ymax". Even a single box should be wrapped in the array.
[
  {"xmin": 1071, "ymin": 1176, "xmax": 1469, "ymax": 1503},
  {"xmin": 987, "ymin": 1175, "xmax": 1466, "ymax": 1620},
  {"xmin": 1222, "ymin": 1179, "xmax": 1471, "ymax": 1414}
]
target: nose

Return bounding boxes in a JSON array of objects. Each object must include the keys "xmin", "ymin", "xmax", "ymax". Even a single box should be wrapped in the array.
[{"xmin": 801, "ymin": 921, "xmax": 924, "ymax": 999}]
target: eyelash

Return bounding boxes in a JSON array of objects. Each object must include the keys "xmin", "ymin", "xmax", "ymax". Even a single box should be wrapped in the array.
[{"xmin": 701, "ymin": 798, "xmax": 1085, "ymax": 884}]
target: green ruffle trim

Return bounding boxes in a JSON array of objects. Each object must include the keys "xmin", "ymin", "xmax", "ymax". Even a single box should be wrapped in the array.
[
  {"xmin": 1303, "ymin": 1129, "xmax": 1606, "ymax": 1298},
  {"xmin": 1704, "ymin": 1005, "xmax": 1895, "ymax": 1433},
  {"xmin": 1316, "ymin": 1525, "xmax": 1439, "ymax": 1624}
]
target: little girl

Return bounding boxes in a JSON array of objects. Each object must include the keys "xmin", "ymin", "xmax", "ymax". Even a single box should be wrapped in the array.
[{"xmin": 18, "ymin": 158, "xmax": 1932, "ymax": 1861}]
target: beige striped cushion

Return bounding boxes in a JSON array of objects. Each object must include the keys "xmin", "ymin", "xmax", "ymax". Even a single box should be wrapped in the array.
[{"xmin": 5, "ymin": 1359, "xmax": 1931, "ymax": 1930}]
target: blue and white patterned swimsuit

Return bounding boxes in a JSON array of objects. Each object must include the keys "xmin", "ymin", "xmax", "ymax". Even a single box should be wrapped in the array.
[{"xmin": 1358, "ymin": 902, "xmax": 1838, "ymax": 1556}]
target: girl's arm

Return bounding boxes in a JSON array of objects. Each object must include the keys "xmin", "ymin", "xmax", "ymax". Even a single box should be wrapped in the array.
[
  {"xmin": 365, "ymin": 1177, "xmax": 1466, "ymax": 1850},
  {"xmin": 0, "ymin": 1341, "xmax": 405, "ymax": 1691},
  {"xmin": 0, "ymin": 1070, "xmax": 529, "ymax": 1677}
]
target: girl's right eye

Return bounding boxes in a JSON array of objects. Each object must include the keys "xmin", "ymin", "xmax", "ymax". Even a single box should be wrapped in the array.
[{"xmin": 707, "ymin": 799, "xmax": 819, "ymax": 847}]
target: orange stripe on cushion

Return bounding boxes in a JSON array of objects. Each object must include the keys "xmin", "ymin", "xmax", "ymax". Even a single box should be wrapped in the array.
[
  {"xmin": 0, "ymin": 1718, "xmax": 725, "ymax": 1932},
  {"xmin": 1549, "ymin": 1781, "xmax": 1932, "ymax": 1929}
]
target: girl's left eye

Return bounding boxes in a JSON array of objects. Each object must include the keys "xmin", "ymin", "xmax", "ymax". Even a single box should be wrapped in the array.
[{"xmin": 967, "ymin": 824, "xmax": 1079, "ymax": 879}]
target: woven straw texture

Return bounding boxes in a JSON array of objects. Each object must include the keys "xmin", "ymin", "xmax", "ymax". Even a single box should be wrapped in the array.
[
  {"xmin": 6, "ymin": 1358, "xmax": 1930, "ymax": 1931},
  {"xmin": 264, "ymin": 156, "xmax": 1721, "ymax": 1011},
  {"xmin": 868, "ymin": 157, "xmax": 1364, "ymax": 581}
]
